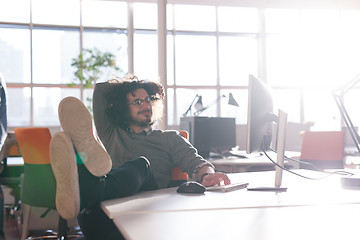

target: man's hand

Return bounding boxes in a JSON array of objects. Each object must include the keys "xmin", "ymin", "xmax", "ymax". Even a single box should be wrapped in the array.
[{"xmin": 201, "ymin": 172, "xmax": 231, "ymax": 187}]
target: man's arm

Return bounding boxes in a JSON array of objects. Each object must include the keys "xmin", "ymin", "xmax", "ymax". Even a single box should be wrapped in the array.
[
  {"xmin": 197, "ymin": 165, "xmax": 231, "ymax": 187},
  {"xmin": 93, "ymin": 82, "xmax": 115, "ymax": 142},
  {"xmin": 170, "ymin": 131, "xmax": 231, "ymax": 187}
]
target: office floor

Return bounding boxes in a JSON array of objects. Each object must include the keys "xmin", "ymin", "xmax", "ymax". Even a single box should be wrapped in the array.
[
  {"xmin": 3, "ymin": 210, "xmax": 20, "ymax": 240},
  {"xmin": 2, "ymin": 213, "xmax": 84, "ymax": 240}
]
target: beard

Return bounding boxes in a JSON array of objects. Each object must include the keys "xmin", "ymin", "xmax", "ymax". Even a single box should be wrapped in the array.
[{"xmin": 129, "ymin": 110, "xmax": 153, "ymax": 127}]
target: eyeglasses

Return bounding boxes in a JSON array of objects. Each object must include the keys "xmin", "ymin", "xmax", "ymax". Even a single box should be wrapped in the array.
[{"xmin": 128, "ymin": 96, "xmax": 158, "ymax": 106}]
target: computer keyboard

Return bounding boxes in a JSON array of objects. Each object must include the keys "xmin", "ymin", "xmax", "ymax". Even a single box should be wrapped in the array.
[
  {"xmin": 209, "ymin": 150, "xmax": 262, "ymax": 159},
  {"xmin": 206, "ymin": 182, "xmax": 249, "ymax": 192},
  {"xmin": 228, "ymin": 150, "xmax": 262, "ymax": 159}
]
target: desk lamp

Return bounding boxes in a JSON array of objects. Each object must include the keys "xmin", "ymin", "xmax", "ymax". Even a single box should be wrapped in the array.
[
  {"xmin": 183, "ymin": 95, "xmax": 204, "ymax": 117},
  {"xmin": 194, "ymin": 93, "xmax": 239, "ymax": 116},
  {"xmin": 333, "ymin": 73, "xmax": 360, "ymax": 189}
]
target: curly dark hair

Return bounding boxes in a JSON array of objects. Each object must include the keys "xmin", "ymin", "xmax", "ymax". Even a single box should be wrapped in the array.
[{"xmin": 104, "ymin": 75, "xmax": 165, "ymax": 129}]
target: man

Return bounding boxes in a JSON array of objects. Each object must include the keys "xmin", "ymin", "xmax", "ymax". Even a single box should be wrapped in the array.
[
  {"xmin": 50, "ymin": 75, "xmax": 230, "ymax": 239},
  {"xmin": 93, "ymin": 75, "xmax": 231, "ymax": 188},
  {"xmin": 51, "ymin": 97, "xmax": 160, "ymax": 240}
]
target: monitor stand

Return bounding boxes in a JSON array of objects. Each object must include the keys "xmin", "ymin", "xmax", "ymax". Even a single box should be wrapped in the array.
[
  {"xmin": 247, "ymin": 109, "xmax": 288, "ymax": 192},
  {"xmin": 341, "ymin": 174, "xmax": 360, "ymax": 189},
  {"xmin": 275, "ymin": 109, "xmax": 287, "ymax": 188}
]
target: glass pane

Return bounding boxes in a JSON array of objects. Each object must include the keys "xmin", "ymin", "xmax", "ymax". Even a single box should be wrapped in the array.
[
  {"xmin": 32, "ymin": 0, "xmax": 80, "ymax": 25},
  {"xmin": 304, "ymin": 89, "xmax": 341, "ymax": 131},
  {"xmin": 134, "ymin": 2, "xmax": 157, "ymax": 29},
  {"xmin": 83, "ymin": 30, "xmax": 128, "ymax": 82},
  {"xmin": 296, "ymin": 35, "xmax": 342, "ymax": 88},
  {"xmin": 179, "ymin": 89, "xmax": 217, "ymax": 118},
  {"xmin": 175, "ymin": 35, "xmax": 217, "ymax": 86},
  {"xmin": 84, "ymin": 88, "xmax": 94, "ymax": 113},
  {"xmin": 82, "ymin": 0, "xmax": 127, "ymax": 28},
  {"xmin": 265, "ymin": 9, "xmax": 300, "ymax": 33},
  {"xmin": 7, "ymin": 88, "xmax": 31, "ymax": 126},
  {"xmin": 267, "ymin": 34, "xmax": 347, "ymax": 88},
  {"xmin": 0, "ymin": 27, "xmax": 31, "ymax": 83},
  {"xmin": 32, "ymin": 28, "xmax": 80, "ymax": 84},
  {"xmin": 166, "ymin": 34, "xmax": 174, "ymax": 85},
  {"xmin": 300, "ymin": 9, "xmax": 339, "ymax": 34},
  {"xmin": 266, "ymin": 35, "xmax": 301, "ymax": 86},
  {"xmin": 167, "ymin": 88, "xmax": 174, "ymax": 125},
  {"xmin": 272, "ymin": 89, "xmax": 301, "ymax": 123},
  {"xmin": 344, "ymin": 88, "xmax": 360, "ymax": 131},
  {"xmin": 341, "ymin": 10, "xmax": 360, "ymax": 35},
  {"xmin": 166, "ymin": 4, "xmax": 174, "ymax": 30},
  {"xmin": 337, "ymin": 36, "xmax": 360, "ymax": 82},
  {"xmin": 0, "ymin": 0, "xmax": 30, "ymax": 23},
  {"xmin": 134, "ymin": 32, "xmax": 158, "ymax": 81},
  {"xmin": 33, "ymin": 87, "xmax": 80, "ymax": 126},
  {"xmin": 220, "ymin": 89, "xmax": 246, "ymax": 124},
  {"xmin": 219, "ymin": 36, "xmax": 257, "ymax": 86},
  {"xmin": 218, "ymin": 7, "xmax": 258, "ymax": 33},
  {"xmin": 173, "ymin": 4, "xmax": 216, "ymax": 31}
]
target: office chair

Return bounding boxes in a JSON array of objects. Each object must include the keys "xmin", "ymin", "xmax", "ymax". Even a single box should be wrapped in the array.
[
  {"xmin": 299, "ymin": 131, "xmax": 345, "ymax": 170},
  {"xmin": 14, "ymin": 127, "xmax": 81, "ymax": 240},
  {"xmin": 168, "ymin": 130, "xmax": 189, "ymax": 187}
]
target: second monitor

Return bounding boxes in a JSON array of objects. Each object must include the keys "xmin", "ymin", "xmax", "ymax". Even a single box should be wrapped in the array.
[{"xmin": 180, "ymin": 116, "xmax": 236, "ymax": 158}]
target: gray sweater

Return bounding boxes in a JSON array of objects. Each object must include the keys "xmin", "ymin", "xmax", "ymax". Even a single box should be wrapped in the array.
[{"xmin": 93, "ymin": 82, "xmax": 213, "ymax": 188}]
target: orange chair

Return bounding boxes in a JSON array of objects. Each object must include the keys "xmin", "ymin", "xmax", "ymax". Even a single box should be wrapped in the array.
[
  {"xmin": 170, "ymin": 131, "xmax": 189, "ymax": 186},
  {"xmin": 299, "ymin": 131, "xmax": 345, "ymax": 170},
  {"xmin": 14, "ymin": 127, "xmax": 80, "ymax": 240}
]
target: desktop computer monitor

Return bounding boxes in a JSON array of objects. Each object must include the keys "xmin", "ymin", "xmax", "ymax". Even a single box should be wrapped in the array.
[
  {"xmin": 180, "ymin": 116, "xmax": 236, "ymax": 158},
  {"xmin": 246, "ymin": 75, "xmax": 288, "ymax": 188},
  {"xmin": 246, "ymin": 75, "xmax": 274, "ymax": 154},
  {"xmin": 208, "ymin": 117, "xmax": 236, "ymax": 154}
]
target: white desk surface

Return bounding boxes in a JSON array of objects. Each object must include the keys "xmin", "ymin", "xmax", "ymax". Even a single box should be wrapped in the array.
[
  {"xmin": 208, "ymin": 151, "xmax": 299, "ymax": 166},
  {"xmin": 110, "ymin": 203, "xmax": 360, "ymax": 240},
  {"xmin": 101, "ymin": 169, "xmax": 360, "ymax": 240}
]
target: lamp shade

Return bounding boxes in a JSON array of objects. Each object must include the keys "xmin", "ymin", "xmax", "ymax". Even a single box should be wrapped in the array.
[
  {"xmin": 194, "ymin": 96, "xmax": 203, "ymax": 111},
  {"xmin": 228, "ymin": 93, "xmax": 239, "ymax": 107},
  {"xmin": 194, "ymin": 93, "xmax": 239, "ymax": 116}
]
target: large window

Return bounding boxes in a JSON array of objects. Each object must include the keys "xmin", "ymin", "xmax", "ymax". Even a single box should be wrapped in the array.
[
  {"xmin": 0, "ymin": 0, "xmax": 157, "ymax": 127},
  {"xmin": 166, "ymin": 5, "xmax": 258, "ymax": 126},
  {"xmin": 265, "ymin": 8, "xmax": 360, "ymax": 130},
  {"xmin": 1, "ymin": 0, "xmax": 360, "ymax": 133},
  {"xmin": 168, "ymin": 4, "xmax": 360, "ymax": 131}
]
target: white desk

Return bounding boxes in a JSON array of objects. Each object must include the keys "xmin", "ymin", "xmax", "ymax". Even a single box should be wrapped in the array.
[
  {"xmin": 101, "ymin": 170, "xmax": 360, "ymax": 240},
  {"xmin": 208, "ymin": 151, "xmax": 300, "ymax": 173}
]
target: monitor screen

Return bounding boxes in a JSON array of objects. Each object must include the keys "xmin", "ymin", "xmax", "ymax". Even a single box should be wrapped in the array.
[
  {"xmin": 208, "ymin": 117, "xmax": 236, "ymax": 154},
  {"xmin": 246, "ymin": 74, "xmax": 275, "ymax": 154},
  {"xmin": 180, "ymin": 116, "xmax": 236, "ymax": 158}
]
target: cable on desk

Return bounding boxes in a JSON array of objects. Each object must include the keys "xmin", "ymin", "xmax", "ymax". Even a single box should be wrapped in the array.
[
  {"xmin": 268, "ymin": 147, "xmax": 325, "ymax": 171},
  {"xmin": 262, "ymin": 146, "xmax": 354, "ymax": 180},
  {"xmin": 283, "ymin": 152, "xmax": 353, "ymax": 176},
  {"xmin": 268, "ymin": 146, "xmax": 353, "ymax": 176}
]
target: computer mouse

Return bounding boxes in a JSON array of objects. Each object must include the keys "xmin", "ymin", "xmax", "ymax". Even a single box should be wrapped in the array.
[{"xmin": 176, "ymin": 181, "xmax": 206, "ymax": 194}]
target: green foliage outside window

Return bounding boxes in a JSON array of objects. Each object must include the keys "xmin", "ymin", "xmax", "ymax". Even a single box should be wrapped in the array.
[{"xmin": 71, "ymin": 48, "xmax": 121, "ymax": 88}]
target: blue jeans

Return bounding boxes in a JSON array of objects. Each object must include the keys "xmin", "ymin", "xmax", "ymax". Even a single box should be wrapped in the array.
[{"xmin": 77, "ymin": 157, "xmax": 158, "ymax": 240}]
